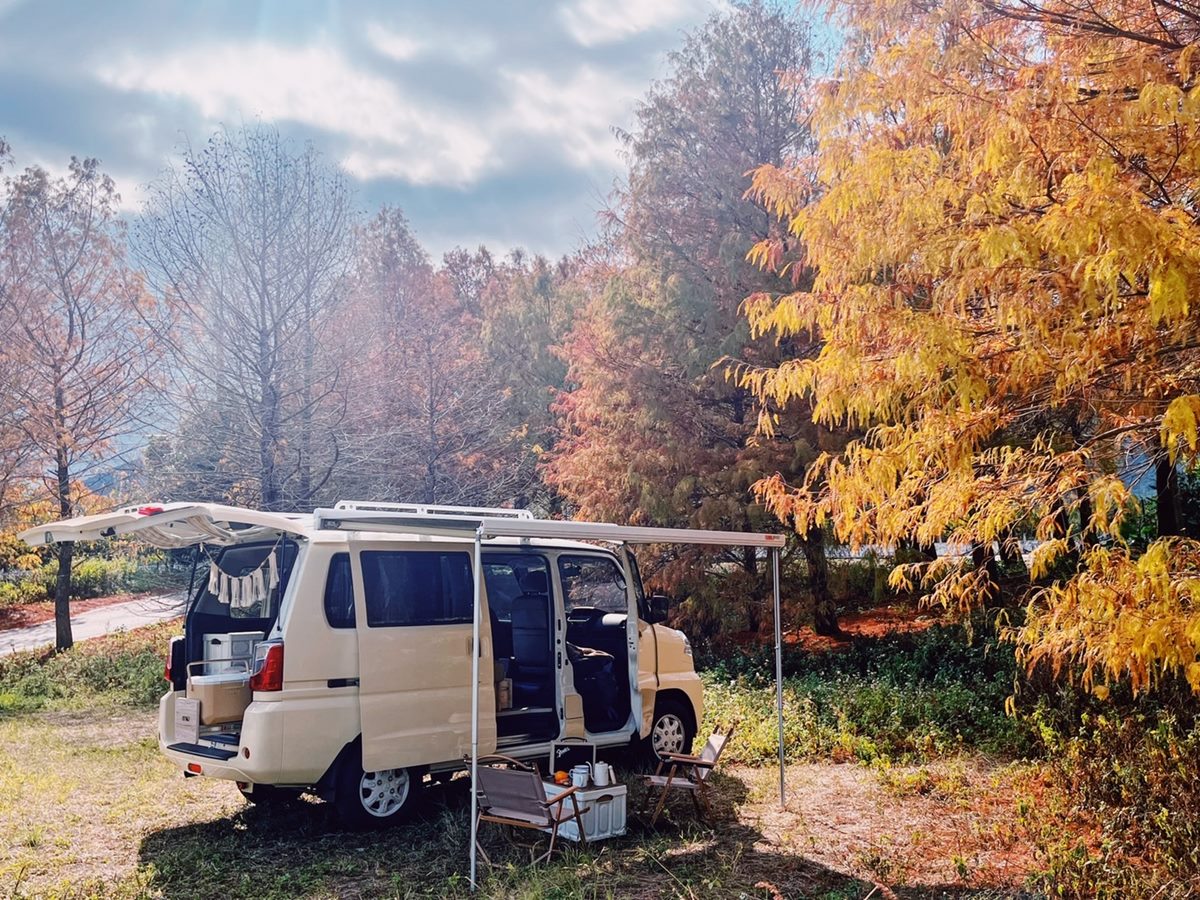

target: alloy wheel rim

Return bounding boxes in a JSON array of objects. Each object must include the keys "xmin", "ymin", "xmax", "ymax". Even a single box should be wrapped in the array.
[
  {"xmin": 359, "ymin": 768, "xmax": 409, "ymax": 817},
  {"xmin": 652, "ymin": 713, "xmax": 685, "ymax": 756}
]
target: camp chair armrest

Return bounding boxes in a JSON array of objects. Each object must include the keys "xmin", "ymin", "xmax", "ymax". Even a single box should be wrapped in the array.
[
  {"xmin": 543, "ymin": 785, "xmax": 581, "ymax": 806},
  {"xmin": 662, "ymin": 752, "xmax": 703, "ymax": 763}
]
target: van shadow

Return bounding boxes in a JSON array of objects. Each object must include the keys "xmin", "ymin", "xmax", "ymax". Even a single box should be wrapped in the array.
[{"xmin": 138, "ymin": 773, "xmax": 1034, "ymax": 899}]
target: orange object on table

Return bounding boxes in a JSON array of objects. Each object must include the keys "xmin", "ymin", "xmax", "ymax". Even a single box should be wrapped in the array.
[{"xmin": 554, "ymin": 770, "xmax": 569, "ymax": 785}]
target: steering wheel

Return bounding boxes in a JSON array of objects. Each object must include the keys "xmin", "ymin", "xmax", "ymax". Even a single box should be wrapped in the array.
[{"xmin": 566, "ymin": 606, "xmax": 604, "ymax": 627}]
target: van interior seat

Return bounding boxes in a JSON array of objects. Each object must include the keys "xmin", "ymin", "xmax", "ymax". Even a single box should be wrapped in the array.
[{"xmin": 510, "ymin": 571, "xmax": 553, "ymax": 706}]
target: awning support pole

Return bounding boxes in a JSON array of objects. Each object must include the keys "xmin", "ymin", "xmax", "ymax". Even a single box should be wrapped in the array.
[
  {"xmin": 772, "ymin": 546, "xmax": 786, "ymax": 807},
  {"xmin": 469, "ymin": 529, "xmax": 483, "ymax": 890}
]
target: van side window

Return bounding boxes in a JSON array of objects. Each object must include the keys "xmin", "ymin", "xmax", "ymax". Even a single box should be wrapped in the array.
[
  {"xmin": 324, "ymin": 553, "xmax": 355, "ymax": 629},
  {"xmin": 557, "ymin": 555, "xmax": 628, "ymax": 614},
  {"xmin": 360, "ymin": 551, "xmax": 473, "ymax": 627}
]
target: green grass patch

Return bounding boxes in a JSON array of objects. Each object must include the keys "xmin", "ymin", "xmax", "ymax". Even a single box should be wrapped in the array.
[{"xmin": 0, "ymin": 620, "xmax": 179, "ymax": 714}]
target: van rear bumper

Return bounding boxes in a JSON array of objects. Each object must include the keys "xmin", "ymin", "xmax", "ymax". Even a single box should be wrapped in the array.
[
  {"xmin": 158, "ymin": 689, "xmax": 287, "ymax": 784},
  {"xmin": 157, "ymin": 688, "xmax": 357, "ymax": 786}
]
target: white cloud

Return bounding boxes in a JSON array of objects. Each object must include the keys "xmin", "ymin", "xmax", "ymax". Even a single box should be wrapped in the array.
[
  {"xmin": 503, "ymin": 65, "xmax": 638, "ymax": 169},
  {"xmin": 364, "ymin": 23, "xmax": 424, "ymax": 62},
  {"xmin": 96, "ymin": 41, "xmax": 492, "ymax": 187},
  {"xmin": 559, "ymin": 0, "xmax": 714, "ymax": 47}
]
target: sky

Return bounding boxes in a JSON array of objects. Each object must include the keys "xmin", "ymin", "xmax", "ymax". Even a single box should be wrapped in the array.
[{"xmin": 0, "ymin": 0, "xmax": 726, "ymax": 259}]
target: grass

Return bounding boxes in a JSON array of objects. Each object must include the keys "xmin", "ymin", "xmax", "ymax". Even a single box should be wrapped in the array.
[{"xmin": 0, "ymin": 620, "xmax": 1123, "ymax": 898}]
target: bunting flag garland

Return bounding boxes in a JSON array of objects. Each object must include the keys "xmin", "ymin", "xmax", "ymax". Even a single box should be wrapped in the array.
[{"xmin": 205, "ymin": 542, "xmax": 281, "ymax": 610}]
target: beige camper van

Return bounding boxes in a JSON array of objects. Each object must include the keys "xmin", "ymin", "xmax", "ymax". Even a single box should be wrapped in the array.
[{"xmin": 21, "ymin": 501, "xmax": 739, "ymax": 829}]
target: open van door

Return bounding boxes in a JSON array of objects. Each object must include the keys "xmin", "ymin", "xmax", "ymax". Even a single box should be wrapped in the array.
[
  {"xmin": 19, "ymin": 502, "xmax": 307, "ymax": 548},
  {"xmin": 349, "ymin": 540, "xmax": 497, "ymax": 771}
]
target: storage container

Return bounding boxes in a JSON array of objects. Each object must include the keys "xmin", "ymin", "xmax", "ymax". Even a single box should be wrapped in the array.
[
  {"xmin": 542, "ymin": 781, "xmax": 627, "ymax": 841},
  {"xmin": 203, "ymin": 631, "xmax": 263, "ymax": 674},
  {"xmin": 174, "ymin": 696, "xmax": 201, "ymax": 743},
  {"xmin": 188, "ymin": 670, "xmax": 252, "ymax": 725}
]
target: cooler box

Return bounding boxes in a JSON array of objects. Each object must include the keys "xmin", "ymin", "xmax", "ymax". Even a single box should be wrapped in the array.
[
  {"xmin": 187, "ymin": 670, "xmax": 252, "ymax": 725},
  {"xmin": 542, "ymin": 782, "xmax": 627, "ymax": 841}
]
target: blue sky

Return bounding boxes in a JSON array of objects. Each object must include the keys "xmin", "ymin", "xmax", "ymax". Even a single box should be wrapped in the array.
[{"xmin": 0, "ymin": 0, "xmax": 726, "ymax": 259}]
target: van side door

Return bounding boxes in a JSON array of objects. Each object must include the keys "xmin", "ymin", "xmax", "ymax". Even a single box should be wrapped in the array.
[{"xmin": 351, "ymin": 541, "xmax": 497, "ymax": 771}]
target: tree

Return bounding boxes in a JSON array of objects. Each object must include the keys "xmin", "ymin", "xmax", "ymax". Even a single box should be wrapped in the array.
[
  {"xmin": 0, "ymin": 157, "xmax": 165, "ymax": 650},
  {"xmin": 548, "ymin": 1, "xmax": 836, "ymax": 636},
  {"xmin": 743, "ymin": 0, "xmax": 1200, "ymax": 691},
  {"xmin": 339, "ymin": 210, "xmax": 521, "ymax": 505},
  {"xmin": 136, "ymin": 124, "xmax": 354, "ymax": 511}
]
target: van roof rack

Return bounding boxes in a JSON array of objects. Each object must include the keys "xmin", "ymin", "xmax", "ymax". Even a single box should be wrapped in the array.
[{"xmin": 332, "ymin": 501, "xmax": 534, "ymax": 520}]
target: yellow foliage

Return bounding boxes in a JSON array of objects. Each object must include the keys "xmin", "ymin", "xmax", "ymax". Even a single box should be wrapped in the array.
[{"xmin": 742, "ymin": 0, "xmax": 1200, "ymax": 694}]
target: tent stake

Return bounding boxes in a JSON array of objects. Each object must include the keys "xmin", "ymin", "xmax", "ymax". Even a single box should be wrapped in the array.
[
  {"xmin": 772, "ymin": 547, "xmax": 785, "ymax": 807},
  {"xmin": 469, "ymin": 530, "xmax": 482, "ymax": 890}
]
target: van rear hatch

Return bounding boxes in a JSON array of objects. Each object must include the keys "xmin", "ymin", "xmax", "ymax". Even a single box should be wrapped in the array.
[{"xmin": 19, "ymin": 502, "xmax": 309, "ymax": 548}]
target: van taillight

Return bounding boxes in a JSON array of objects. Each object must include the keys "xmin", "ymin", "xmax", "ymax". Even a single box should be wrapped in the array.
[
  {"xmin": 250, "ymin": 642, "xmax": 284, "ymax": 692},
  {"xmin": 164, "ymin": 636, "xmax": 180, "ymax": 683}
]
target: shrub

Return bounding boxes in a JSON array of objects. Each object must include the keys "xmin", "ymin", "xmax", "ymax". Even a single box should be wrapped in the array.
[
  {"xmin": 0, "ymin": 621, "xmax": 177, "ymax": 713},
  {"xmin": 0, "ymin": 577, "xmax": 49, "ymax": 608},
  {"xmin": 698, "ymin": 622, "xmax": 1038, "ymax": 764}
]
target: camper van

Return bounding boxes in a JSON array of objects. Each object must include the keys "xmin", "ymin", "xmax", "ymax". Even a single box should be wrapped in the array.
[{"xmin": 20, "ymin": 501, "xmax": 747, "ymax": 829}]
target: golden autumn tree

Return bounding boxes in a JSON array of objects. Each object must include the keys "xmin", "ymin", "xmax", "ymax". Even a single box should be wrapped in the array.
[{"xmin": 743, "ymin": 0, "xmax": 1200, "ymax": 692}]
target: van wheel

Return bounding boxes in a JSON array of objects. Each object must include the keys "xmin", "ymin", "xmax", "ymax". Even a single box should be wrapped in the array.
[
  {"xmin": 334, "ymin": 755, "xmax": 419, "ymax": 829},
  {"xmin": 641, "ymin": 697, "xmax": 695, "ymax": 766}
]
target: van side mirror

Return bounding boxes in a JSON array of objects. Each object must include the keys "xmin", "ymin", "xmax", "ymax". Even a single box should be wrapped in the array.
[{"xmin": 646, "ymin": 594, "xmax": 671, "ymax": 624}]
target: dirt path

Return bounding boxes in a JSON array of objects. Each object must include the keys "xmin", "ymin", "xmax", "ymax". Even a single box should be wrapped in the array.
[{"xmin": 0, "ymin": 591, "xmax": 186, "ymax": 656}]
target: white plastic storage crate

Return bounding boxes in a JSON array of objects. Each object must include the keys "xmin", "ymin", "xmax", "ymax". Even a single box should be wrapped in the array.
[
  {"xmin": 202, "ymin": 631, "xmax": 263, "ymax": 674},
  {"xmin": 542, "ymin": 782, "xmax": 627, "ymax": 841}
]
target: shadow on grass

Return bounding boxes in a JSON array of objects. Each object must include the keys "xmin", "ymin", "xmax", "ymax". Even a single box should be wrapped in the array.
[{"xmin": 138, "ymin": 771, "xmax": 1032, "ymax": 899}]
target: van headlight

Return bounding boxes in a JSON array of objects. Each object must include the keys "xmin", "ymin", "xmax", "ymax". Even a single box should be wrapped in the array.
[{"xmin": 682, "ymin": 635, "xmax": 693, "ymax": 657}]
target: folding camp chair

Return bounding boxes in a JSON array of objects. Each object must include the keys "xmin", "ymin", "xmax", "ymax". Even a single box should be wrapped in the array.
[
  {"xmin": 642, "ymin": 724, "xmax": 734, "ymax": 826},
  {"xmin": 472, "ymin": 754, "xmax": 589, "ymax": 865}
]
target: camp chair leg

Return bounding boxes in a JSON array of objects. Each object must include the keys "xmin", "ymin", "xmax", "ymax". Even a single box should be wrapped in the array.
[
  {"xmin": 569, "ymin": 792, "xmax": 588, "ymax": 847},
  {"xmin": 475, "ymin": 813, "xmax": 494, "ymax": 867},
  {"xmin": 649, "ymin": 764, "xmax": 677, "ymax": 827},
  {"xmin": 534, "ymin": 822, "xmax": 558, "ymax": 865},
  {"xmin": 690, "ymin": 788, "xmax": 704, "ymax": 819}
]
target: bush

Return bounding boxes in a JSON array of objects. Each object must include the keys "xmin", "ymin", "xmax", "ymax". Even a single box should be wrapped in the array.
[
  {"xmin": 698, "ymin": 623, "xmax": 1039, "ymax": 764},
  {"xmin": 0, "ymin": 621, "xmax": 177, "ymax": 713},
  {"xmin": 1026, "ymin": 702, "xmax": 1200, "ymax": 897},
  {"xmin": 0, "ymin": 577, "xmax": 49, "ymax": 608}
]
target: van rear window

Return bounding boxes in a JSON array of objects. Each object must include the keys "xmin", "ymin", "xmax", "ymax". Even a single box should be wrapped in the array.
[
  {"xmin": 324, "ymin": 553, "xmax": 354, "ymax": 629},
  {"xmin": 359, "ymin": 551, "xmax": 474, "ymax": 627}
]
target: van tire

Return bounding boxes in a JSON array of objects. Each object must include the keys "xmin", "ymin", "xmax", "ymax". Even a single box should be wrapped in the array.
[
  {"xmin": 333, "ymin": 752, "xmax": 420, "ymax": 830},
  {"xmin": 640, "ymin": 697, "xmax": 696, "ymax": 766}
]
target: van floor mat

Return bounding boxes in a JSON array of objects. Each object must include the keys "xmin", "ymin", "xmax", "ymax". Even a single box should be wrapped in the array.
[
  {"xmin": 205, "ymin": 733, "xmax": 240, "ymax": 746},
  {"xmin": 168, "ymin": 742, "xmax": 238, "ymax": 761}
]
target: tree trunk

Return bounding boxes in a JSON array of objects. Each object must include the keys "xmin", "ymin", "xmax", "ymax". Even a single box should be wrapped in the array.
[
  {"xmin": 53, "ymin": 423, "xmax": 73, "ymax": 651},
  {"xmin": 801, "ymin": 527, "xmax": 840, "ymax": 637},
  {"xmin": 971, "ymin": 541, "xmax": 999, "ymax": 601},
  {"xmin": 1156, "ymin": 454, "xmax": 1181, "ymax": 537},
  {"xmin": 1078, "ymin": 491, "xmax": 1096, "ymax": 548},
  {"xmin": 997, "ymin": 527, "xmax": 1026, "ymax": 574}
]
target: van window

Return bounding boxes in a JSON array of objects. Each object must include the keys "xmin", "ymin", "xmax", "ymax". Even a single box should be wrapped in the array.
[
  {"xmin": 324, "ymin": 553, "xmax": 354, "ymax": 629},
  {"xmin": 481, "ymin": 554, "xmax": 550, "ymax": 623},
  {"xmin": 193, "ymin": 540, "xmax": 298, "ymax": 619},
  {"xmin": 557, "ymin": 555, "xmax": 628, "ymax": 614},
  {"xmin": 360, "ymin": 551, "xmax": 474, "ymax": 627}
]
